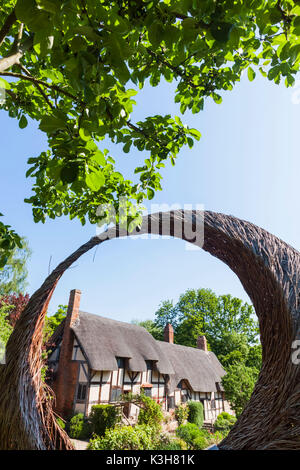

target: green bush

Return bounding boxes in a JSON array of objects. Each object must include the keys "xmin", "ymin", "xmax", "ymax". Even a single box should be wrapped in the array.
[
  {"xmin": 176, "ymin": 424, "xmax": 213, "ymax": 450},
  {"xmin": 187, "ymin": 401, "xmax": 204, "ymax": 428},
  {"xmin": 214, "ymin": 412, "xmax": 236, "ymax": 433},
  {"xmin": 88, "ymin": 425, "xmax": 157, "ymax": 450},
  {"xmin": 176, "ymin": 423, "xmax": 201, "ymax": 448},
  {"xmin": 89, "ymin": 404, "xmax": 121, "ymax": 437},
  {"xmin": 69, "ymin": 413, "xmax": 91, "ymax": 440},
  {"xmin": 137, "ymin": 395, "xmax": 163, "ymax": 431},
  {"xmin": 157, "ymin": 440, "xmax": 186, "ymax": 450},
  {"xmin": 193, "ymin": 435, "xmax": 209, "ymax": 450},
  {"xmin": 175, "ymin": 404, "xmax": 189, "ymax": 425}
]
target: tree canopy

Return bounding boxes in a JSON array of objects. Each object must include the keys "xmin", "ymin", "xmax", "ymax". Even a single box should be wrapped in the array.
[
  {"xmin": 154, "ymin": 288, "xmax": 259, "ymax": 350},
  {"xmin": 1, "ymin": 0, "xmax": 300, "ymax": 262},
  {"xmin": 0, "ymin": 238, "xmax": 31, "ymax": 295}
]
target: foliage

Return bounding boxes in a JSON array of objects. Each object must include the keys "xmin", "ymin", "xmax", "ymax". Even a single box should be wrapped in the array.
[
  {"xmin": 69, "ymin": 413, "xmax": 91, "ymax": 440},
  {"xmin": 89, "ymin": 404, "xmax": 121, "ymax": 437},
  {"xmin": 44, "ymin": 304, "xmax": 67, "ymax": 343},
  {"xmin": 193, "ymin": 434, "xmax": 210, "ymax": 450},
  {"xmin": 154, "ymin": 289, "xmax": 259, "ymax": 351},
  {"xmin": 214, "ymin": 412, "xmax": 236, "ymax": 433},
  {"xmin": 137, "ymin": 394, "xmax": 164, "ymax": 431},
  {"xmin": 175, "ymin": 403, "xmax": 189, "ymax": 426},
  {"xmin": 0, "ymin": 292, "xmax": 30, "ymax": 327},
  {"xmin": 176, "ymin": 423, "xmax": 203, "ymax": 449},
  {"xmin": 0, "ymin": 302, "xmax": 13, "ymax": 356},
  {"xmin": 56, "ymin": 417, "xmax": 65, "ymax": 430},
  {"xmin": 155, "ymin": 289, "xmax": 262, "ymax": 416},
  {"xmin": 1, "ymin": 0, "xmax": 300, "ymax": 262},
  {"xmin": 187, "ymin": 401, "xmax": 204, "ymax": 428},
  {"xmin": 0, "ymin": 216, "xmax": 23, "ymax": 268},
  {"xmin": 88, "ymin": 424, "xmax": 156, "ymax": 450},
  {"xmin": 155, "ymin": 433, "xmax": 188, "ymax": 450},
  {"xmin": 176, "ymin": 423, "xmax": 225, "ymax": 449},
  {"xmin": 221, "ymin": 363, "xmax": 259, "ymax": 417},
  {"xmin": 131, "ymin": 319, "xmax": 163, "ymax": 341},
  {"xmin": 0, "ymin": 239, "xmax": 31, "ymax": 295}
]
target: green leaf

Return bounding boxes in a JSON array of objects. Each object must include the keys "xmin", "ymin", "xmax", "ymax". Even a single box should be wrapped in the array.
[
  {"xmin": 0, "ymin": 78, "xmax": 10, "ymax": 90},
  {"xmin": 36, "ymin": 0, "xmax": 60, "ymax": 14},
  {"xmin": 148, "ymin": 23, "xmax": 164, "ymax": 49},
  {"xmin": 147, "ymin": 188, "xmax": 155, "ymax": 200},
  {"xmin": 15, "ymin": 0, "xmax": 36, "ymax": 23},
  {"xmin": 210, "ymin": 22, "xmax": 233, "ymax": 43},
  {"xmin": 92, "ymin": 150, "xmax": 106, "ymax": 166},
  {"xmin": 247, "ymin": 67, "xmax": 256, "ymax": 82},
  {"xmin": 123, "ymin": 141, "xmax": 132, "ymax": 153},
  {"xmin": 19, "ymin": 115, "xmax": 28, "ymax": 129},
  {"xmin": 268, "ymin": 65, "xmax": 280, "ymax": 81},
  {"xmin": 79, "ymin": 127, "xmax": 91, "ymax": 141},
  {"xmin": 60, "ymin": 163, "xmax": 79, "ymax": 184},
  {"xmin": 39, "ymin": 115, "xmax": 66, "ymax": 133},
  {"xmin": 86, "ymin": 169, "xmax": 105, "ymax": 191}
]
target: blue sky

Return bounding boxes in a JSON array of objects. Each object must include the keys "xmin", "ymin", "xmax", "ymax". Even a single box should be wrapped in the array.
[{"xmin": 0, "ymin": 71, "xmax": 299, "ymax": 322}]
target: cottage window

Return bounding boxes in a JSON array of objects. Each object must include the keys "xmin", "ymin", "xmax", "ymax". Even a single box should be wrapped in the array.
[
  {"xmin": 111, "ymin": 387, "xmax": 122, "ymax": 402},
  {"xmin": 116, "ymin": 357, "xmax": 125, "ymax": 369},
  {"xmin": 142, "ymin": 387, "xmax": 152, "ymax": 397},
  {"xmin": 77, "ymin": 383, "xmax": 87, "ymax": 402},
  {"xmin": 145, "ymin": 360, "xmax": 152, "ymax": 370}
]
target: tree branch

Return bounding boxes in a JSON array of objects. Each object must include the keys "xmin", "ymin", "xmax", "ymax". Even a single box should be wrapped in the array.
[
  {"xmin": 145, "ymin": 47, "xmax": 198, "ymax": 89},
  {"xmin": 0, "ymin": 37, "xmax": 33, "ymax": 73},
  {"xmin": 18, "ymin": 64, "xmax": 54, "ymax": 110},
  {"xmin": 0, "ymin": 11, "xmax": 16, "ymax": 48},
  {"xmin": 0, "ymin": 71, "xmax": 81, "ymax": 103}
]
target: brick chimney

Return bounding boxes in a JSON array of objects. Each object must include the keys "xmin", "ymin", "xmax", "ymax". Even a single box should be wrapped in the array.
[
  {"xmin": 164, "ymin": 323, "xmax": 174, "ymax": 344},
  {"xmin": 197, "ymin": 335, "xmax": 208, "ymax": 351},
  {"xmin": 53, "ymin": 289, "xmax": 82, "ymax": 418}
]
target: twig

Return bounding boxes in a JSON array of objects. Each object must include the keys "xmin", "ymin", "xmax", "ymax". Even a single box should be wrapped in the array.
[{"xmin": 18, "ymin": 64, "xmax": 54, "ymax": 110}]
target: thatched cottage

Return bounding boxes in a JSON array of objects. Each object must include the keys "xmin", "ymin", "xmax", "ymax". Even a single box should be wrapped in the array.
[{"xmin": 48, "ymin": 289, "xmax": 231, "ymax": 423}]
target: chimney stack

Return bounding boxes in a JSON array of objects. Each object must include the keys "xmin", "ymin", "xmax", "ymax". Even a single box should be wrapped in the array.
[
  {"xmin": 53, "ymin": 289, "xmax": 82, "ymax": 418},
  {"xmin": 66, "ymin": 288, "xmax": 82, "ymax": 327},
  {"xmin": 197, "ymin": 335, "xmax": 208, "ymax": 352},
  {"xmin": 164, "ymin": 323, "xmax": 174, "ymax": 344}
]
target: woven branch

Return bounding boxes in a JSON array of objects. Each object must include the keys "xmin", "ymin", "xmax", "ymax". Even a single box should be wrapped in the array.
[{"xmin": 0, "ymin": 210, "xmax": 299, "ymax": 449}]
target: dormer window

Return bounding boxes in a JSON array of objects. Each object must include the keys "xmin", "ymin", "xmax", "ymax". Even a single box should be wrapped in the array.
[
  {"xmin": 145, "ymin": 360, "xmax": 152, "ymax": 370},
  {"xmin": 116, "ymin": 357, "xmax": 125, "ymax": 369}
]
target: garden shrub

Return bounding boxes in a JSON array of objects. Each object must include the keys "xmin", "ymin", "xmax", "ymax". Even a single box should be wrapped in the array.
[
  {"xmin": 69, "ymin": 413, "xmax": 91, "ymax": 440},
  {"xmin": 187, "ymin": 401, "xmax": 204, "ymax": 428},
  {"xmin": 137, "ymin": 395, "xmax": 163, "ymax": 431},
  {"xmin": 88, "ymin": 425, "xmax": 157, "ymax": 450},
  {"xmin": 214, "ymin": 412, "xmax": 236, "ymax": 433},
  {"xmin": 89, "ymin": 404, "xmax": 121, "ymax": 437},
  {"xmin": 193, "ymin": 435, "xmax": 209, "ymax": 450},
  {"xmin": 176, "ymin": 423, "xmax": 201, "ymax": 448},
  {"xmin": 176, "ymin": 424, "xmax": 213, "ymax": 449},
  {"xmin": 175, "ymin": 404, "xmax": 188, "ymax": 425}
]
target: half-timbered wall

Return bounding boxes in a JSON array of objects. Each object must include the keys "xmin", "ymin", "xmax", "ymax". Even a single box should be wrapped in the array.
[{"xmin": 49, "ymin": 337, "xmax": 229, "ymax": 422}]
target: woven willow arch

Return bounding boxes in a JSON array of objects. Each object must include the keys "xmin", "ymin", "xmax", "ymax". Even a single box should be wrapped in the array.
[{"xmin": 0, "ymin": 210, "xmax": 299, "ymax": 450}]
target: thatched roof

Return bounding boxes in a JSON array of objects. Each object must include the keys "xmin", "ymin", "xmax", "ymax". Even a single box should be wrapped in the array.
[
  {"xmin": 157, "ymin": 341, "xmax": 225, "ymax": 392},
  {"xmin": 71, "ymin": 311, "xmax": 225, "ymax": 393},
  {"xmin": 72, "ymin": 312, "xmax": 174, "ymax": 374}
]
